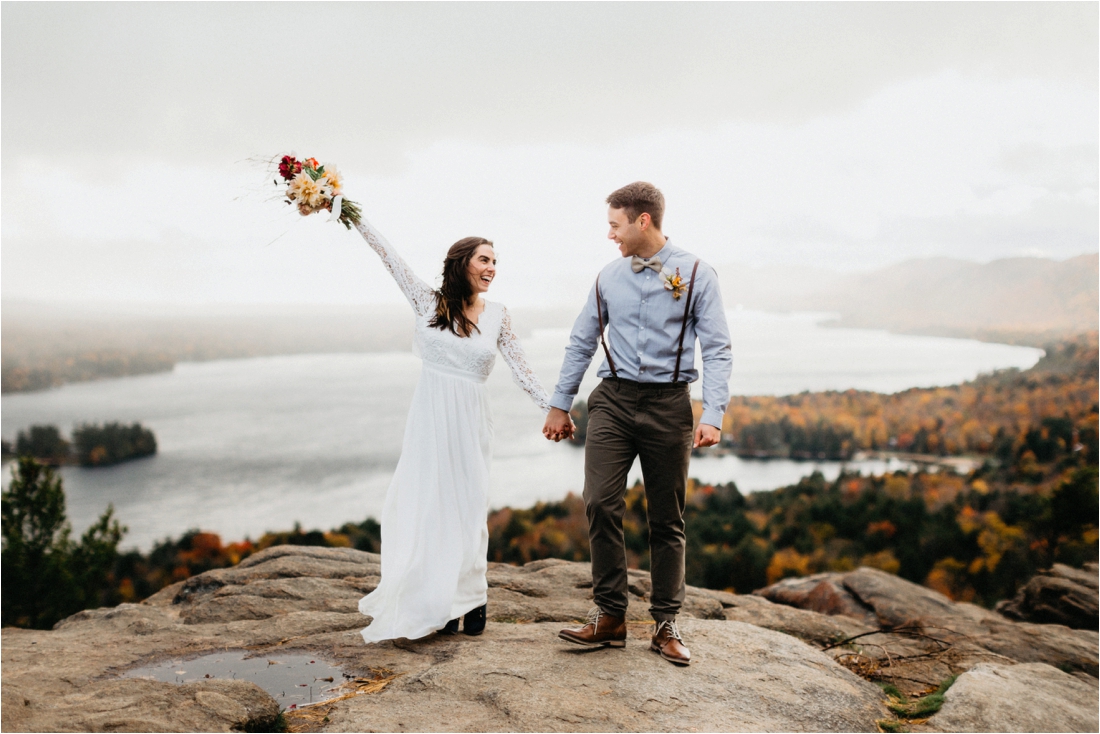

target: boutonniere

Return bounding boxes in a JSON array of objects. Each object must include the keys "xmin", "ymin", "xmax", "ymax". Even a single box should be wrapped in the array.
[{"xmin": 661, "ymin": 267, "xmax": 688, "ymax": 300}]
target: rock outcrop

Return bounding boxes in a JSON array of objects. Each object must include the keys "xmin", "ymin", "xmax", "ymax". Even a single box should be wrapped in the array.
[
  {"xmin": 927, "ymin": 663, "xmax": 1099, "ymax": 733},
  {"xmin": 1, "ymin": 678, "xmax": 280, "ymax": 733},
  {"xmin": 2, "ymin": 546, "xmax": 1097, "ymax": 732},
  {"xmin": 756, "ymin": 566, "xmax": 1099, "ymax": 677},
  {"xmin": 995, "ymin": 562, "xmax": 1099, "ymax": 630}
]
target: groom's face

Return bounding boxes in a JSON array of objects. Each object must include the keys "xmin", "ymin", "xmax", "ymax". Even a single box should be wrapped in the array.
[{"xmin": 607, "ymin": 206, "xmax": 645, "ymax": 258}]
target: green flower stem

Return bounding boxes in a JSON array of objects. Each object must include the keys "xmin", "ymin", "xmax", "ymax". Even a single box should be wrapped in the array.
[{"xmin": 338, "ymin": 198, "xmax": 363, "ymax": 229}]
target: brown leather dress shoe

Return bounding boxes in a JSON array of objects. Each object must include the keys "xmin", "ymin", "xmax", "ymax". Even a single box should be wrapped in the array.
[
  {"xmin": 651, "ymin": 620, "xmax": 690, "ymax": 665},
  {"xmin": 558, "ymin": 607, "xmax": 626, "ymax": 648}
]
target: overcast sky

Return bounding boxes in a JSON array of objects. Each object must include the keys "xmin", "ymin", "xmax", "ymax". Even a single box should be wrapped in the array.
[{"xmin": 2, "ymin": 2, "xmax": 1097, "ymax": 308}]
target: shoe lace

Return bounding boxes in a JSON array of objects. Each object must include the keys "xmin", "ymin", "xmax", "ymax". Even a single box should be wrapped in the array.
[
  {"xmin": 656, "ymin": 619, "xmax": 683, "ymax": 643},
  {"xmin": 585, "ymin": 607, "xmax": 603, "ymax": 626}
]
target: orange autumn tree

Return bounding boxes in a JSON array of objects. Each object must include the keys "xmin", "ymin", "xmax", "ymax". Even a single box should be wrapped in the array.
[{"xmin": 718, "ymin": 333, "xmax": 1098, "ymax": 460}]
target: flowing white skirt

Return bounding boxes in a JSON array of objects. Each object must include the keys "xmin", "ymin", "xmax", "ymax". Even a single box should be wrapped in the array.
[{"xmin": 358, "ymin": 362, "xmax": 494, "ymax": 643}]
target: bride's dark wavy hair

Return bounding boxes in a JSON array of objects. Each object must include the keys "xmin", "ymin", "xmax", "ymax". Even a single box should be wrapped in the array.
[{"xmin": 429, "ymin": 236, "xmax": 494, "ymax": 338}]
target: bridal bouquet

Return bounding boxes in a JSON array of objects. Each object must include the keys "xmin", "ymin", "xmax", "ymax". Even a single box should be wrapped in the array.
[{"xmin": 274, "ymin": 155, "xmax": 362, "ymax": 229}]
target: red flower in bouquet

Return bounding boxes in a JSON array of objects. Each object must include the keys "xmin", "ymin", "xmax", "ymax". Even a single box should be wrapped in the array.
[
  {"xmin": 304, "ymin": 157, "xmax": 320, "ymax": 170},
  {"xmin": 278, "ymin": 155, "xmax": 302, "ymax": 180}
]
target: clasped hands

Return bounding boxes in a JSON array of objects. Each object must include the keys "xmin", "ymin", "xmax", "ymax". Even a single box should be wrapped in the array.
[{"xmin": 542, "ymin": 408, "xmax": 576, "ymax": 442}]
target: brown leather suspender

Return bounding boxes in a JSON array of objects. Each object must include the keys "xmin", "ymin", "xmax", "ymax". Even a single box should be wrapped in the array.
[
  {"xmin": 595, "ymin": 274, "xmax": 618, "ymax": 378},
  {"xmin": 596, "ymin": 259, "xmax": 700, "ymax": 383},
  {"xmin": 672, "ymin": 259, "xmax": 701, "ymax": 383}
]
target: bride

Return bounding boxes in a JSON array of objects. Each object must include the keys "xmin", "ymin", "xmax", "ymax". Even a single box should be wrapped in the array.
[{"xmin": 349, "ymin": 216, "xmax": 569, "ymax": 642}]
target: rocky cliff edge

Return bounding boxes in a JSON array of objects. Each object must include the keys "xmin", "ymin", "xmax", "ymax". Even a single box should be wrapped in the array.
[{"xmin": 2, "ymin": 546, "xmax": 1096, "ymax": 732}]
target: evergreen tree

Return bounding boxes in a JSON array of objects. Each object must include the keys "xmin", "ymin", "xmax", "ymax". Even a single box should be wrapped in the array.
[
  {"xmin": 14, "ymin": 424, "xmax": 70, "ymax": 464},
  {"xmin": 1, "ymin": 457, "xmax": 125, "ymax": 628},
  {"xmin": 1, "ymin": 457, "xmax": 70, "ymax": 627}
]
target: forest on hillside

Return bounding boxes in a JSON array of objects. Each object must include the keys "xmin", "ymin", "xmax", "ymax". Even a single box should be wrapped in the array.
[{"xmin": 715, "ymin": 332, "xmax": 1097, "ymax": 460}]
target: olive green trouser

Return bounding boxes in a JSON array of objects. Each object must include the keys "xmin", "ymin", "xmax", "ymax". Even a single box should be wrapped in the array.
[{"xmin": 583, "ymin": 378, "xmax": 693, "ymax": 622}]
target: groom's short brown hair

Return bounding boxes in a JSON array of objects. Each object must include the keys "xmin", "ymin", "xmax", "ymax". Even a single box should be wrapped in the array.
[{"xmin": 606, "ymin": 182, "xmax": 665, "ymax": 230}]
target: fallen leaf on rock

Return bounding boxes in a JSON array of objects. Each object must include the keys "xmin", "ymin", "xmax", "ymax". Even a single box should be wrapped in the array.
[{"xmin": 285, "ymin": 668, "xmax": 404, "ymax": 733}]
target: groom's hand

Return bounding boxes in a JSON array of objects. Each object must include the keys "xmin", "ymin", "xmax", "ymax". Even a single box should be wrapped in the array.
[
  {"xmin": 543, "ymin": 408, "xmax": 575, "ymax": 442},
  {"xmin": 693, "ymin": 424, "xmax": 720, "ymax": 449}
]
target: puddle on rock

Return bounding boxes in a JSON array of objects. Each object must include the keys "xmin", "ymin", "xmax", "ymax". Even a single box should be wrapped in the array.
[{"xmin": 122, "ymin": 652, "xmax": 348, "ymax": 709}]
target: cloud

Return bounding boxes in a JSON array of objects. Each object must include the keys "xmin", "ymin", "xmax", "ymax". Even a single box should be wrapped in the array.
[
  {"xmin": 1, "ymin": 6, "xmax": 1095, "ymax": 306},
  {"xmin": 2, "ymin": 3, "xmax": 1096, "ymax": 174}
]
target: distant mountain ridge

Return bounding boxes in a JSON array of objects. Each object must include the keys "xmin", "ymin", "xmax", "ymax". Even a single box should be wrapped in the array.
[{"xmin": 717, "ymin": 253, "xmax": 1098, "ymax": 344}]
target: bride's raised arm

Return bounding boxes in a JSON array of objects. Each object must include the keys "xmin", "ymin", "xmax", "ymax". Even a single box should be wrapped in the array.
[
  {"xmin": 355, "ymin": 219, "xmax": 436, "ymax": 317},
  {"xmin": 498, "ymin": 306, "xmax": 551, "ymax": 413}
]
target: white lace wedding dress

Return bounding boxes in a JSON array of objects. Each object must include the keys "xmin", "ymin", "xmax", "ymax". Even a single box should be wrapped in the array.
[{"xmin": 354, "ymin": 219, "xmax": 550, "ymax": 643}]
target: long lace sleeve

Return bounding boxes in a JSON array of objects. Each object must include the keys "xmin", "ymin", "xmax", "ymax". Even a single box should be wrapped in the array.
[
  {"xmin": 497, "ymin": 305, "xmax": 551, "ymax": 413},
  {"xmin": 355, "ymin": 218, "xmax": 436, "ymax": 317}
]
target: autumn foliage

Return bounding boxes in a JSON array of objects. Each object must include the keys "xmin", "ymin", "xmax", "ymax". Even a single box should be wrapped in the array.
[
  {"xmin": 722, "ymin": 332, "xmax": 1098, "ymax": 459},
  {"xmin": 108, "ymin": 519, "xmax": 382, "ymax": 604},
  {"xmin": 483, "ymin": 452, "xmax": 1096, "ymax": 607}
]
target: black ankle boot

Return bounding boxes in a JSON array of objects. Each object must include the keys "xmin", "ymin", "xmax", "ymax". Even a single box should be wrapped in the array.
[
  {"xmin": 462, "ymin": 604, "xmax": 487, "ymax": 636},
  {"xmin": 440, "ymin": 618, "xmax": 460, "ymax": 635}
]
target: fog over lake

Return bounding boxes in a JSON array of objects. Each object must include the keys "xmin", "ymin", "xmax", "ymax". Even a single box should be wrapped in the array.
[{"xmin": 1, "ymin": 311, "xmax": 1043, "ymax": 550}]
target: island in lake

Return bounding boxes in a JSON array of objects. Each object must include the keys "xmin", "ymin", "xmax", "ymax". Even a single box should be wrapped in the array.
[{"xmin": 2, "ymin": 422, "xmax": 157, "ymax": 467}]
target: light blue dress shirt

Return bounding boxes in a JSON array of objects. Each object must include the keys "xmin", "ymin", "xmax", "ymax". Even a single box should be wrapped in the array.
[{"xmin": 550, "ymin": 240, "xmax": 733, "ymax": 428}]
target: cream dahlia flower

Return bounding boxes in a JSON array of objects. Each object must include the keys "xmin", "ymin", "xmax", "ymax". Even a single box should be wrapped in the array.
[
  {"xmin": 287, "ymin": 171, "xmax": 332, "ymax": 210},
  {"xmin": 321, "ymin": 164, "xmax": 344, "ymax": 196}
]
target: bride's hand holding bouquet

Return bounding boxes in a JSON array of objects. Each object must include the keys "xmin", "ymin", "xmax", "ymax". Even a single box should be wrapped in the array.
[{"xmin": 274, "ymin": 154, "xmax": 362, "ymax": 229}]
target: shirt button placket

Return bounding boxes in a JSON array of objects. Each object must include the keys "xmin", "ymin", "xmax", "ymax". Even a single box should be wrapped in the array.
[{"xmin": 639, "ymin": 280, "xmax": 650, "ymax": 378}]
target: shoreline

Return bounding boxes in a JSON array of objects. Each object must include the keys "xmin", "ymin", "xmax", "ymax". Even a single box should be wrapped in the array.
[{"xmin": 2, "ymin": 312, "xmax": 1063, "ymax": 396}]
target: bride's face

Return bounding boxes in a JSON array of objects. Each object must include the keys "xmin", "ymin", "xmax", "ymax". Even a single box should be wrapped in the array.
[{"xmin": 467, "ymin": 244, "xmax": 497, "ymax": 294}]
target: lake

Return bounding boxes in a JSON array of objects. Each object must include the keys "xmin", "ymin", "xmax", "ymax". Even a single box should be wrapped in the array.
[{"xmin": 1, "ymin": 311, "xmax": 1043, "ymax": 550}]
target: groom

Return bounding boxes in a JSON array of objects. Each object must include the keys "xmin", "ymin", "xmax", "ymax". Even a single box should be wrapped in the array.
[{"xmin": 543, "ymin": 182, "xmax": 732, "ymax": 666}]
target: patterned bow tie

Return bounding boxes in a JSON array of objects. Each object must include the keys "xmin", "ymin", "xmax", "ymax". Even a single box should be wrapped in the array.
[{"xmin": 631, "ymin": 256, "xmax": 663, "ymax": 274}]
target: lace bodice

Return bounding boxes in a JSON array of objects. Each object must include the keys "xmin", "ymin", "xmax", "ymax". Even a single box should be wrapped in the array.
[{"xmin": 356, "ymin": 219, "xmax": 550, "ymax": 412}]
